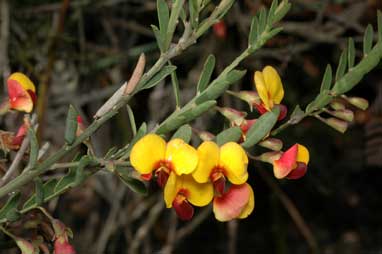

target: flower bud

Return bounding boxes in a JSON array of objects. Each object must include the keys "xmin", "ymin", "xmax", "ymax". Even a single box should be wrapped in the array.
[
  {"xmin": 331, "ymin": 109, "xmax": 354, "ymax": 122},
  {"xmin": 213, "ymin": 21, "xmax": 227, "ymax": 39},
  {"xmin": 330, "ymin": 101, "xmax": 346, "ymax": 111},
  {"xmin": 345, "ymin": 96, "xmax": 369, "ymax": 110},
  {"xmin": 325, "ymin": 117, "xmax": 348, "ymax": 133},
  {"xmin": 227, "ymin": 90, "xmax": 261, "ymax": 111},
  {"xmin": 258, "ymin": 138, "xmax": 283, "ymax": 151},
  {"xmin": 257, "ymin": 151, "xmax": 282, "ymax": 164},
  {"xmin": 15, "ymin": 238, "xmax": 36, "ymax": 254},
  {"xmin": 216, "ymin": 107, "xmax": 246, "ymax": 126}
]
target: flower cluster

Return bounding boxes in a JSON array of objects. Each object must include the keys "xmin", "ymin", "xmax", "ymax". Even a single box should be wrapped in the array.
[{"xmin": 130, "ymin": 134, "xmax": 254, "ymax": 221}]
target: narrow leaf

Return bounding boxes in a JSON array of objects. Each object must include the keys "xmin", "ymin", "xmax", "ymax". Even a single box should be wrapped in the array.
[
  {"xmin": 157, "ymin": 0, "xmax": 169, "ymax": 38},
  {"xmin": 378, "ymin": 10, "xmax": 382, "ymax": 42},
  {"xmin": 64, "ymin": 105, "xmax": 78, "ymax": 145},
  {"xmin": 165, "ymin": 0, "xmax": 185, "ymax": 50},
  {"xmin": 27, "ymin": 128, "xmax": 38, "ymax": 169},
  {"xmin": 336, "ymin": 51, "xmax": 347, "ymax": 81},
  {"xmin": 241, "ymin": 107, "xmax": 280, "ymax": 148},
  {"xmin": 126, "ymin": 105, "xmax": 137, "ymax": 136},
  {"xmin": 363, "ymin": 24, "xmax": 374, "ymax": 55},
  {"xmin": 151, "ymin": 25, "xmax": 164, "ymax": 52},
  {"xmin": 0, "ymin": 192, "xmax": 21, "ymax": 220},
  {"xmin": 34, "ymin": 178, "xmax": 44, "ymax": 206},
  {"xmin": 272, "ymin": 1, "xmax": 291, "ymax": 23},
  {"xmin": 142, "ymin": 65, "xmax": 177, "ymax": 89},
  {"xmin": 348, "ymin": 38, "xmax": 355, "ymax": 69},
  {"xmin": 267, "ymin": 0, "xmax": 279, "ymax": 25},
  {"xmin": 171, "ymin": 69, "xmax": 181, "ymax": 108},
  {"xmin": 22, "ymin": 179, "xmax": 58, "ymax": 210},
  {"xmin": 320, "ymin": 64, "xmax": 332, "ymax": 93},
  {"xmin": 197, "ymin": 54, "xmax": 216, "ymax": 93},
  {"xmin": 115, "ymin": 167, "xmax": 148, "ymax": 195},
  {"xmin": 172, "ymin": 124, "xmax": 192, "ymax": 143},
  {"xmin": 189, "ymin": 0, "xmax": 200, "ymax": 28},
  {"xmin": 215, "ymin": 127, "xmax": 242, "ymax": 146},
  {"xmin": 258, "ymin": 8, "xmax": 267, "ymax": 34},
  {"xmin": 248, "ymin": 16, "xmax": 259, "ymax": 46}
]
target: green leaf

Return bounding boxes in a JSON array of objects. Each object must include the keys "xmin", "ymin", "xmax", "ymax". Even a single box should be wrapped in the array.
[
  {"xmin": 363, "ymin": 24, "xmax": 374, "ymax": 55},
  {"xmin": 289, "ymin": 105, "xmax": 305, "ymax": 124},
  {"xmin": 248, "ymin": 16, "xmax": 259, "ymax": 46},
  {"xmin": 22, "ymin": 179, "xmax": 58, "ymax": 211},
  {"xmin": 171, "ymin": 69, "xmax": 181, "ymax": 108},
  {"xmin": 172, "ymin": 124, "xmax": 192, "ymax": 143},
  {"xmin": 27, "ymin": 128, "xmax": 38, "ymax": 169},
  {"xmin": 157, "ymin": 0, "xmax": 169, "ymax": 39},
  {"xmin": 126, "ymin": 105, "xmax": 137, "ymax": 136},
  {"xmin": 306, "ymin": 90, "xmax": 333, "ymax": 114},
  {"xmin": 348, "ymin": 38, "xmax": 355, "ymax": 69},
  {"xmin": 241, "ymin": 107, "xmax": 280, "ymax": 148},
  {"xmin": 189, "ymin": 0, "xmax": 200, "ymax": 28},
  {"xmin": 165, "ymin": 0, "xmax": 185, "ymax": 50},
  {"xmin": 320, "ymin": 64, "xmax": 332, "ymax": 93},
  {"xmin": 272, "ymin": 1, "xmax": 291, "ymax": 23},
  {"xmin": 64, "ymin": 105, "xmax": 78, "ymax": 145},
  {"xmin": 267, "ymin": 0, "xmax": 279, "ymax": 24},
  {"xmin": 197, "ymin": 54, "xmax": 216, "ymax": 93},
  {"xmin": 215, "ymin": 127, "xmax": 242, "ymax": 146},
  {"xmin": 34, "ymin": 178, "xmax": 44, "ymax": 206},
  {"xmin": 156, "ymin": 100, "xmax": 216, "ymax": 134},
  {"xmin": 115, "ymin": 167, "xmax": 148, "ymax": 195},
  {"xmin": 104, "ymin": 147, "xmax": 118, "ymax": 160},
  {"xmin": 151, "ymin": 25, "xmax": 164, "ymax": 52},
  {"xmin": 195, "ymin": 70, "xmax": 246, "ymax": 104},
  {"xmin": 263, "ymin": 27, "xmax": 283, "ymax": 42},
  {"xmin": 336, "ymin": 51, "xmax": 347, "ymax": 81},
  {"xmin": 378, "ymin": 10, "xmax": 382, "ymax": 42},
  {"xmin": 142, "ymin": 65, "xmax": 177, "ymax": 89},
  {"xmin": 258, "ymin": 8, "xmax": 267, "ymax": 34},
  {"xmin": 0, "ymin": 192, "xmax": 21, "ymax": 220}
]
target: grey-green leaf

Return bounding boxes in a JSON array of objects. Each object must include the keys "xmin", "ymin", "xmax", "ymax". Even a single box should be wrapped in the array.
[
  {"xmin": 65, "ymin": 105, "xmax": 78, "ymax": 145},
  {"xmin": 165, "ymin": 0, "xmax": 185, "ymax": 50},
  {"xmin": 215, "ymin": 127, "xmax": 242, "ymax": 146},
  {"xmin": 248, "ymin": 16, "xmax": 259, "ymax": 46},
  {"xmin": 189, "ymin": 0, "xmax": 200, "ymax": 28},
  {"xmin": 272, "ymin": 1, "xmax": 291, "ymax": 23},
  {"xmin": 320, "ymin": 64, "xmax": 332, "ymax": 93},
  {"xmin": 171, "ymin": 69, "xmax": 181, "ymax": 107},
  {"xmin": 142, "ymin": 65, "xmax": 177, "ymax": 89},
  {"xmin": 151, "ymin": 25, "xmax": 164, "ymax": 52},
  {"xmin": 27, "ymin": 128, "xmax": 39, "ymax": 169},
  {"xmin": 197, "ymin": 54, "xmax": 215, "ymax": 93},
  {"xmin": 34, "ymin": 178, "xmax": 44, "ymax": 206},
  {"xmin": 126, "ymin": 105, "xmax": 137, "ymax": 136},
  {"xmin": 115, "ymin": 167, "xmax": 148, "ymax": 195},
  {"xmin": 348, "ymin": 38, "xmax": 355, "ymax": 69},
  {"xmin": 241, "ymin": 107, "xmax": 280, "ymax": 148},
  {"xmin": 0, "ymin": 192, "xmax": 21, "ymax": 220},
  {"xmin": 378, "ymin": 10, "xmax": 382, "ymax": 42},
  {"xmin": 172, "ymin": 124, "xmax": 192, "ymax": 143},
  {"xmin": 267, "ymin": 0, "xmax": 279, "ymax": 25},
  {"xmin": 336, "ymin": 50, "xmax": 347, "ymax": 81},
  {"xmin": 22, "ymin": 179, "xmax": 58, "ymax": 211},
  {"xmin": 157, "ymin": 0, "xmax": 169, "ymax": 38},
  {"xmin": 363, "ymin": 24, "xmax": 374, "ymax": 55},
  {"xmin": 258, "ymin": 8, "xmax": 267, "ymax": 34}
]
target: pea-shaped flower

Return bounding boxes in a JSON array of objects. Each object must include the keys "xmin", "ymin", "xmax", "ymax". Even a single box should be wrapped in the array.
[
  {"xmin": 164, "ymin": 172, "xmax": 213, "ymax": 221},
  {"xmin": 130, "ymin": 134, "xmax": 198, "ymax": 188},
  {"xmin": 273, "ymin": 144, "xmax": 310, "ymax": 179},
  {"xmin": 7, "ymin": 72, "xmax": 36, "ymax": 113}
]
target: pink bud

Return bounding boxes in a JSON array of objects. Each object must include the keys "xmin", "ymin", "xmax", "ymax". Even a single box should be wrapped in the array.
[
  {"xmin": 54, "ymin": 237, "xmax": 76, "ymax": 254},
  {"xmin": 216, "ymin": 107, "xmax": 247, "ymax": 126},
  {"xmin": 213, "ymin": 21, "xmax": 227, "ymax": 39},
  {"xmin": 258, "ymin": 138, "xmax": 283, "ymax": 151}
]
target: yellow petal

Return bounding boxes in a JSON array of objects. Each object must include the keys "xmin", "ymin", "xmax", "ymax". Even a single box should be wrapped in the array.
[
  {"xmin": 8, "ymin": 72, "xmax": 35, "ymax": 92},
  {"xmin": 262, "ymin": 66, "xmax": 284, "ymax": 104},
  {"xmin": 297, "ymin": 144, "xmax": 309, "ymax": 165},
  {"xmin": 219, "ymin": 142, "xmax": 248, "ymax": 185},
  {"xmin": 182, "ymin": 174, "xmax": 214, "ymax": 207},
  {"xmin": 238, "ymin": 184, "xmax": 255, "ymax": 219},
  {"xmin": 130, "ymin": 134, "xmax": 166, "ymax": 174},
  {"xmin": 192, "ymin": 141, "xmax": 219, "ymax": 183},
  {"xmin": 166, "ymin": 139, "xmax": 198, "ymax": 175},
  {"xmin": 164, "ymin": 172, "xmax": 179, "ymax": 208},
  {"xmin": 254, "ymin": 71, "xmax": 271, "ymax": 110}
]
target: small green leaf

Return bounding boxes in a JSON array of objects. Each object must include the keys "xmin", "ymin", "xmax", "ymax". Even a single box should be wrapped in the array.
[
  {"xmin": 0, "ymin": 192, "xmax": 21, "ymax": 220},
  {"xmin": 170, "ymin": 69, "xmax": 181, "ymax": 108},
  {"xmin": 267, "ymin": 0, "xmax": 279, "ymax": 25},
  {"xmin": 348, "ymin": 38, "xmax": 355, "ymax": 69},
  {"xmin": 172, "ymin": 124, "xmax": 192, "ymax": 143},
  {"xmin": 248, "ymin": 16, "xmax": 259, "ymax": 46},
  {"xmin": 22, "ymin": 179, "xmax": 58, "ymax": 210},
  {"xmin": 215, "ymin": 127, "xmax": 242, "ymax": 146},
  {"xmin": 165, "ymin": 0, "xmax": 185, "ymax": 50},
  {"xmin": 241, "ymin": 107, "xmax": 280, "ymax": 148},
  {"xmin": 320, "ymin": 64, "xmax": 332, "ymax": 93},
  {"xmin": 115, "ymin": 167, "xmax": 148, "ymax": 195},
  {"xmin": 336, "ymin": 51, "xmax": 347, "ymax": 81},
  {"xmin": 363, "ymin": 24, "xmax": 374, "ymax": 55},
  {"xmin": 64, "ymin": 105, "xmax": 78, "ymax": 145},
  {"xmin": 189, "ymin": 0, "xmax": 200, "ymax": 28},
  {"xmin": 378, "ymin": 10, "xmax": 382, "ymax": 42},
  {"xmin": 142, "ymin": 65, "xmax": 177, "ymax": 89},
  {"xmin": 289, "ymin": 105, "xmax": 305, "ymax": 124},
  {"xmin": 151, "ymin": 25, "xmax": 164, "ymax": 52},
  {"xmin": 27, "ymin": 128, "xmax": 39, "ymax": 169},
  {"xmin": 34, "ymin": 178, "xmax": 44, "ymax": 206},
  {"xmin": 264, "ymin": 27, "xmax": 283, "ymax": 41},
  {"xmin": 258, "ymin": 8, "xmax": 267, "ymax": 34},
  {"xmin": 104, "ymin": 147, "xmax": 118, "ymax": 160},
  {"xmin": 272, "ymin": 1, "xmax": 291, "ymax": 23},
  {"xmin": 126, "ymin": 105, "xmax": 137, "ymax": 136},
  {"xmin": 5, "ymin": 209, "xmax": 20, "ymax": 222},
  {"xmin": 197, "ymin": 54, "xmax": 215, "ymax": 93},
  {"xmin": 306, "ymin": 90, "xmax": 333, "ymax": 114},
  {"xmin": 157, "ymin": 0, "xmax": 169, "ymax": 40}
]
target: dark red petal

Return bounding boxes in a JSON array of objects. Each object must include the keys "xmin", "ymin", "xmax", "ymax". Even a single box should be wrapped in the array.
[
  {"xmin": 172, "ymin": 196, "xmax": 194, "ymax": 221},
  {"xmin": 140, "ymin": 173, "xmax": 153, "ymax": 181},
  {"xmin": 276, "ymin": 104, "xmax": 288, "ymax": 121},
  {"xmin": 286, "ymin": 162, "xmax": 307, "ymax": 180},
  {"xmin": 254, "ymin": 103, "xmax": 268, "ymax": 115},
  {"xmin": 156, "ymin": 169, "xmax": 169, "ymax": 189},
  {"xmin": 213, "ymin": 176, "xmax": 226, "ymax": 196}
]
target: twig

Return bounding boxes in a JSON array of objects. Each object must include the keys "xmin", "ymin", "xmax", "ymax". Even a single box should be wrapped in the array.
[
  {"xmin": 227, "ymin": 220, "xmax": 238, "ymax": 254},
  {"xmin": 250, "ymin": 157, "xmax": 319, "ymax": 254},
  {"xmin": 0, "ymin": 0, "xmax": 10, "ymax": 92}
]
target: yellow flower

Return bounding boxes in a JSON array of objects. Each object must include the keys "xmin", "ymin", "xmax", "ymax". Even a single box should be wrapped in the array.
[
  {"xmin": 254, "ymin": 66, "xmax": 284, "ymax": 111},
  {"xmin": 7, "ymin": 72, "xmax": 36, "ymax": 113},
  {"xmin": 130, "ymin": 134, "xmax": 198, "ymax": 187},
  {"xmin": 164, "ymin": 172, "xmax": 214, "ymax": 220},
  {"xmin": 192, "ymin": 141, "xmax": 248, "ymax": 195}
]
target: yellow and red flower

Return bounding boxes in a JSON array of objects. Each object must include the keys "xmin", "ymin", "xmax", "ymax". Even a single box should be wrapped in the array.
[
  {"xmin": 7, "ymin": 72, "xmax": 36, "ymax": 113},
  {"xmin": 130, "ymin": 134, "xmax": 198, "ymax": 188},
  {"xmin": 254, "ymin": 66, "xmax": 287, "ymax": 120},
  {"xmin": 164, "ymin": 172, "xmax": 213, "ymax": 220},
  {"xmin": 273, "ymin": 144, "xmax": 310, "ymax": 179}
]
